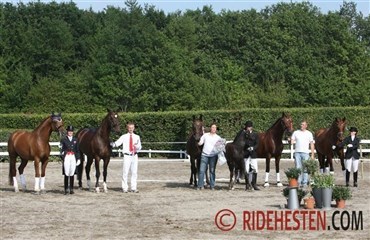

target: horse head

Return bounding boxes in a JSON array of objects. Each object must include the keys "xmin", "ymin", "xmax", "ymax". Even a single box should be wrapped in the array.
[
  {"xmin": 107, "ymin": 109, "xmax": 121, "ymax": 133},
  {"xmin": 50, "ymin": 112, "xmax": 64, "ymax": 134},
  {"xmin": 191, "ymin": 115, "xmax": 204, "ymax": 141},
  {"xmin": 281, "ymin": 112, "xmax": 294, "ymax": 136},
  {"xmin": 334, "ymin": 117, "xmax": 346, "ymax": 143}
]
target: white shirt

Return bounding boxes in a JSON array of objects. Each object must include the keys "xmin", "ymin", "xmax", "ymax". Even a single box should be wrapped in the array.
[
  {"xmin": 199, "ymin": 133, "xmax": 221, "ymax": 156},
  {"xmin": 113, "ymin": 133, "xmax": 142, "ymax": 154},
  {"xmin": 291, "ymin": 130, "xmax": 314, "ymax": 153}
]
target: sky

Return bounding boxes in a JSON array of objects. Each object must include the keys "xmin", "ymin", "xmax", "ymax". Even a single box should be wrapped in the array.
[{"xmin": 3, "ymin": 0, "xmax": 370, "ymax": 15}]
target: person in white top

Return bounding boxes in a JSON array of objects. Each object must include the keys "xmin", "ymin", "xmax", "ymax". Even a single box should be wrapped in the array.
[
  {"xmin": 197, "ymin": 123, "xmax": 221, "ymax": 190},
  {"xmin": 290, "ymin": 120, "xmax": 315, "ymax": 187},
  {"xmin": 111, "ymin": 122, "xmax": 142, "ymax": 193}
]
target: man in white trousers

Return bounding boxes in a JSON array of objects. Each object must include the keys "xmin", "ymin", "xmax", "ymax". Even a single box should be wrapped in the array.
[{"xmin": 111, "ymin": 122, "xmax": 142, "ymax": 193}]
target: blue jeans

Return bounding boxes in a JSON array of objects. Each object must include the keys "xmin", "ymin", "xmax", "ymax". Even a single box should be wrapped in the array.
[
  {"xmin": 294, "ymin": 152, "xmax": 309, "ymax": 186},
  {"xmin": 198, "ymin": 154, "xmax": 217, "ymax": 188}
]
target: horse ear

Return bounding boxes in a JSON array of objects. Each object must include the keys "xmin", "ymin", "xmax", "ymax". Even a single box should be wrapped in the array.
[
  {"xmin": 192, "ymin": 115, "xmax": 196, "ymax": 121},
  {"xmin": 343, "ymin": 117, "xmax": 346, "ymax": 121},
  {"xmin": 199, "ymin": 114, "xmax": 203, "ymax": 121}
]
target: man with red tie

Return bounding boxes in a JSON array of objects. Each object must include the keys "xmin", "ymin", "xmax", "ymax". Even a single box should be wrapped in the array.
[{"xmin": 111, "ymin": 122, "xmax": 142, "ymax": 193}]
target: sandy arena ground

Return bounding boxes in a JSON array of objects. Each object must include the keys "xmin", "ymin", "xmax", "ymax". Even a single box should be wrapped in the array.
[{"xmin": 1, "ymin": 158, "xmax": 369, "ymax": 240}]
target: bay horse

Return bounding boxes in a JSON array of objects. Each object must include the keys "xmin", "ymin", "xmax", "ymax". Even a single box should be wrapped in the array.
[
  {"xmin": 259, "ymin": 113, "xmax": 294, "ymax": 187},
  {"xmin": 186, "ymin": 115, "xmax": 204, "ymax": 187},
  {"xmin": 8, "ymin": 113, "xmax": 64, "ymax": 193},
  {"xmin": 76, "ymin": 109, "xmax": 120, "ymax": 193},
  {"xmin": 315, "ymin": 117, "xmax": 346, "ymax": 174}
]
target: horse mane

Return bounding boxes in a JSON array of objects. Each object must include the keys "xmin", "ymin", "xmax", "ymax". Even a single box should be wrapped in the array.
[{"xmin": 33, "ymin": 116, "xmax": 51, "ymax": 132}]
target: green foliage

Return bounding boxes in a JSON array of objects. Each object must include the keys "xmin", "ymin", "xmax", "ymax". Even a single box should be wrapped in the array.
[
  {"xmin": 284, "ymin": 168, "xmax": 301, "ymax": 179},
  {"xmin": 282, "ymin": 187, "xmax": 307, "ymax": 200},
  {"xmin": 332, "ymin": 185, "xmax": 352, "ymax": 200},
  {"xmin": 312, "ymin": 173, "xmax": 335, "ymax": 189},
  {"xmin": 303, "ymin": 159, "xmax": 319, "ymax": 176},
  {"xmin": 0, "ymin": 1, "xmax": 369, "ymax": 113}
]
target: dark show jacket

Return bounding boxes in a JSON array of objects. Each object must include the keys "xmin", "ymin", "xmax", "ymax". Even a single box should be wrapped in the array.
[{"xmin": 339, "ymin": 136, "xmax": 361, "ymax": 159}]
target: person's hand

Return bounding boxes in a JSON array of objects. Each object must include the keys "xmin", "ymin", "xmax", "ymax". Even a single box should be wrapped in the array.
[
  {"xmin": 347, "ymin": 144, "xmax": 353, "ymax": 148},
  {"xmin": 110, "ymin": 142, "xmax": 115, "ymax": 148},
  {"xmin": 332, "ymin": 145, "xmax": 336, "ymax": 150},
  {"xmin": 248, "ymin": 147, "xmax": 253, "ymax": 151},
  {"xmin": 76, "ymin": 159, "xmax": 81, "ymax": 166}
]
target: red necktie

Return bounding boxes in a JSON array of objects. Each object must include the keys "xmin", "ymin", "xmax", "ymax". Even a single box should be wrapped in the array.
[{"xmin": 129, "ymin": 134, "xmax": 133, "ymax": 152}]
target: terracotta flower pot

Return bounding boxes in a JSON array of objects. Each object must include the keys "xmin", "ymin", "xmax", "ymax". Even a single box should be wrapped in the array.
[
  {"xmin": 304, "ymin": 197, "xmax": 315, "ymax": 209},
  {"xmin": 289, "ymin": 178, "xmax": 298, "ymax": 187},
  {"xmin": 336, "ymin": 199, "xmax": 346, "ymax": 208}
]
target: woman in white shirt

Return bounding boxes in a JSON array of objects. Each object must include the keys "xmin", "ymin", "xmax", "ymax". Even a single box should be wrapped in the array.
[{"xmin": 197, "ymin": 123, "xmax": 221, "ymax": 190}]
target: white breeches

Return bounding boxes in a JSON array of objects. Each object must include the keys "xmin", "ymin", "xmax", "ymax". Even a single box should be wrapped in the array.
[
  {"xmin": 244, "ymin": 157, "xmax": 258, "ymax": 173},
  {"xmin": 345, "ymin": 157, "xmax": 359, "ymax": 172},
  {"xmin": 122, "ymin": 155, "xmax": 138, "ymax": 191},
  {"xmin": 64, "ymin": 154, "xmax": 76, "ymax": 177}
]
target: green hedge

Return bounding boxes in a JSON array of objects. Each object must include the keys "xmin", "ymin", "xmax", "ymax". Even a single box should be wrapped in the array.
[{"xmin": 1, "ymin": 107, "xmax": 369, "ymax": 149}]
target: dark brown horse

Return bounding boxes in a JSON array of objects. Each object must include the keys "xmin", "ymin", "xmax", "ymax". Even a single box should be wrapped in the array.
[
  {"xmin": 8, "ymin": 113, "xmax": 64, "ymax": 193},
  {"xmin": 186, "ymin": 115, "xmax": 204, "ymax": 187},
  {"xmin": 225, "ymin": 129, "xmax": 249, "ymax": 190},
  {"xmin": 259, "ymin": 113, "xmax": 294, "ymax": 187},
  {"xmin": 226, "ymin": 113, "xmax": 293, "ymax": 189},
  {"xmin": 315, "ymin": 117, "xmax": 346, "ymax": 174},
  {"xmin": 76, "ymin": 110, "xmax": 120, "ymax": 193}
]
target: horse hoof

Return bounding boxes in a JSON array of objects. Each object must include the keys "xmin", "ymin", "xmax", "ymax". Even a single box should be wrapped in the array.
[
  {"xmin": 264, "ymin": 182, "xmax": 270, "ymax": 187},
  {"xmin": 95, "ymin": 187, "xmax": 100, "ymax": 193},
  {"xmin": 40, "ymin": 189, "xmax": 47, "ymax": 194},
  {"xmin": 277, "ymin": 182, "xmax": 283, "ymax": 187},
  {"xmin": 330, "ymin": 171, "xmax": 334, "ymax": 175},
  {"xmin": 14, "ymin": 188, "xmax": 19, "ymax": 193}
]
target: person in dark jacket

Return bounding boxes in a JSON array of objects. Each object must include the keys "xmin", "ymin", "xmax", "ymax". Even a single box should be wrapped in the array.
[
  {"xmin": 338, "ymin": 127, "xmax": 361, "ymax": 187},
  {"xmin": 243, "ymin": 121, "xmax": 260, "ymax": 191},
  {"xmin": 60, "ymin": 125, "xmax": 80, "ymax": 194}
]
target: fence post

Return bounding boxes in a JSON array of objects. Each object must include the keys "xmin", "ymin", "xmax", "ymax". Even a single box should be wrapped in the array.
[{"xmin": 149, "ymin": 149, "xmax": 152, "ymax": 158}]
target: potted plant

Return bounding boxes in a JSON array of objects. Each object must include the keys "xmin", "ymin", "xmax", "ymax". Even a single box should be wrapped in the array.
[
  {"xmin": 312, "ymin": 173, "xmax": 335, "ymax": 209},
  {"xmin": 332, "ymin": 185, "xmax": 352, "ymax": 208},
  {"xmin": 284, "ymin": 168, "xmax": 301, "ymax": 187},
  {"xmin": 303, "ymin": 158, "xmax": 318, "ymax": 209},
  {"xmin": 283, "ymin": 187, "xmax": 307, "ymax": 206}
]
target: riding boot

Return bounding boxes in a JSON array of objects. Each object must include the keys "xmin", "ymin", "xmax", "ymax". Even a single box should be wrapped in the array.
[
  {"xmin": 64, "ymin": 176, "xmax": 69, "ymax": 195},
  {"xmin": 70, "ymin": 176, "xmax": 75, "ymax": 194},
  {"xmin": 252, "ymin": 173, "xmax": 260, "ymax": 191},
  {"xmin": 353, "ymin": 171, "xmax": 358, "ymax": 187},
  {"xmin": 245, "ymin": 173, "xmax": 251, "ymax": 191},
  {"xmin": 345, "ymin": 170, "xmax": 350, "ymax": 187}
]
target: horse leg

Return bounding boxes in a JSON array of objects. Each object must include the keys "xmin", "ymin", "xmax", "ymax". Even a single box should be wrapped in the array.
[
  {"xmin": 40, "ymin": 159, "xmax": 48, "ymax": 194},
  {"xmin": 9, "ymin": 155, "xmax": 19, "ymax": 192},
  {"xmin": 102, "ymin": 159, "xmax": 110, "ymax": 193},
  {"xmin": 318, "ymin": 153, "xmax": 325, "ymax": 173},
  {"xmin": 85, "ymin": 158, "xmax": 93, "ymax": 191},
  {"xmin": 328, "ymin": 156, "xmax": 334, "ymax": 174},
  {"xmin": 338, "ymin": 151, "xmax": 346, "ymax": 180},
  {"xmin": 17, "ymin": 159, "xmax": 29, "ymax": 191},
  {"xmin": 33, "ymin": 159, "xmax": 41, "ymax": 193},
  {"xmin": 275, "ymin": 157, "xmax": 283, "ymax": 187},
  {"xmin": 77, "ymin": 156, "xmax": 84, "ymax": 189},
  {"xmin": 264, "ymin": 158, "xmax": 270, "ymax": 187},
  {"xmin": 228, "ymin": 162, "xmax": 235, "ymax": 190},
  {"xmin": 94, "ymin": 158, "xmax": 101, "ymax": 193},
  {"xmin": 189, "ymin": 157, "xmax": 195, "ymax": 186}
]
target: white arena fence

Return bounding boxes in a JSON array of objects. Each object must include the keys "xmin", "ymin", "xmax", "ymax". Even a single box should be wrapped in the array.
[{"xmin": 0, "ymin": 140, "xmax": 369, "ymax": 162}]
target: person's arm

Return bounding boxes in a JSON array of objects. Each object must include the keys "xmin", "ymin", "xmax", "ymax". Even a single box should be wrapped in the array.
[
  {"xmin": 134, "ymin": 135, "xmax": 142, "ymax": 151},
  {"xmin": 198, "ymin": 134, "xmax": 205, "ymax": 146},
  {"xmin": 310, "ymin": 141, "xmax": 315, "ymax": 159},
  {"xmin": 112, "ymin": 134, "xmax": 125, "ymax": 148}
]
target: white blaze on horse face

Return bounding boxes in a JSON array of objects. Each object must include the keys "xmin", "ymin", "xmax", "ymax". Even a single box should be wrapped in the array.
[{"xmin": 114, "ymin": 114, "xmax": 118, "ymax": 118}]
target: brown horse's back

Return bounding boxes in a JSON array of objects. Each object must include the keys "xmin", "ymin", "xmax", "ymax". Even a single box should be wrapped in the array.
[
  {"xmin": 315, "ymin": 128, "xmax": 331, "ymax": 155},
  {"xmin": 8, "ymin": 131, "xmax": 50, "ymax": 161}
]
